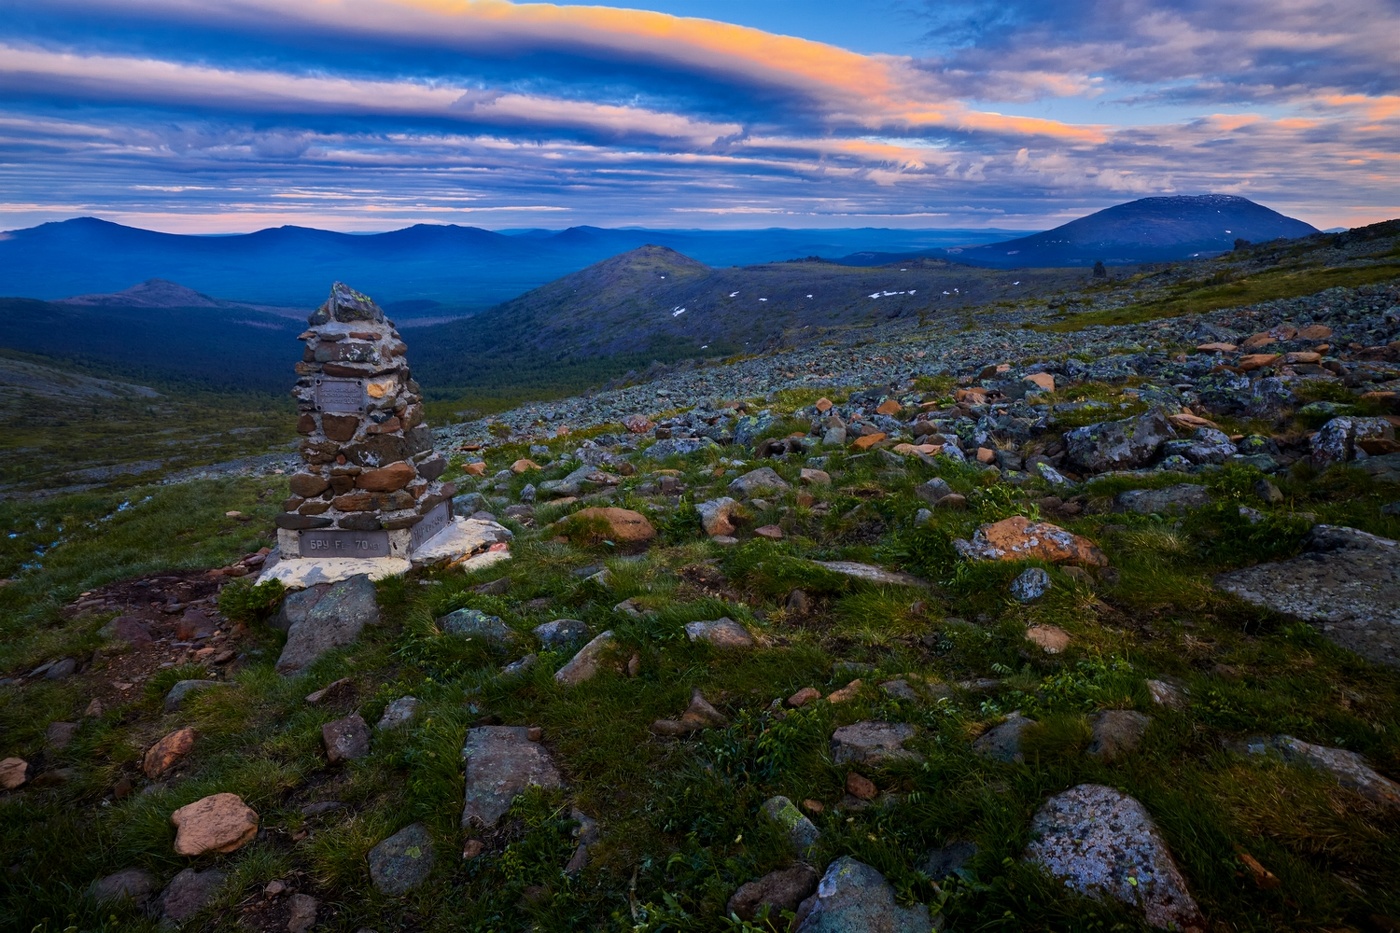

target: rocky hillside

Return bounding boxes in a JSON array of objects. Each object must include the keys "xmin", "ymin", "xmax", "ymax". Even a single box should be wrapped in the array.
[{"xmin": 0, "ymin": 226, "xmax": 1398, "ymax": 931}]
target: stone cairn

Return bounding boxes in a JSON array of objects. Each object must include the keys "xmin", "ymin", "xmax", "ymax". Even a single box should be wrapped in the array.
[{"xmin": 275, "ymin": 283, "xmax": 454, "ymax": 561}]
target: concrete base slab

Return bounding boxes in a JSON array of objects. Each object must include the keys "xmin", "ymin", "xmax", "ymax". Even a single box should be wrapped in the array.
[{"xmin": 257, "ymin": 555, "xmax": 411, "ymax": 588}]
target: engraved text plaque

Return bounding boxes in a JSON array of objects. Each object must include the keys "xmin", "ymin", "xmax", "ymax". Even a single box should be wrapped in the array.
[
  {"xmin": 299, "ymin": 529, "xmax": 390, "ymax": 558},
  {"xmin": 315, "ymin": 377, "xmax": 367, "ymax": 414},
  {"xmin": 409, "ymin": 500, "xmax": 452, "ymax": 551}
]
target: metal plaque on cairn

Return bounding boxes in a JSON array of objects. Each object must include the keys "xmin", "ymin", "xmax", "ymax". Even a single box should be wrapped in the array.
[{"xmin": 275, "ymin": 282, "xmax": 456, "ymax": 561}]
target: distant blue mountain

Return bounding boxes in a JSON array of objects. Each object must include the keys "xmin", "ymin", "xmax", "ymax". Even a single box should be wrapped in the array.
[
  {"xmin": 0, "ymin": 217, "xmax": 1020, "ymax": 308},
  {"xmin": 838, "ymin": 195, "xmax": 1318, "ymax": 268}
]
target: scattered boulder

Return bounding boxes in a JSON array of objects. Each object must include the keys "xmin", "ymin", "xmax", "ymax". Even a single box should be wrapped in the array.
[
  {"xmin": 761, "ymin": 795, "xmax": 821, "ymax": 855},
  {"xmin": 439, "ymin": 608, "xmax": 518, "ymax": 649},
  {"xmin": 534, "ymin": 618, "xmax": 589, "ymax": 649},
  {"xmin": 956, "ymin": 516, "xmax": 1108, "ymax": 567},
  {"xmin": 1243, "ymin": 735, "xmax": 1400, "ymax": 808},
  {"xmin": 793, "ymin": 857, "xmax": 933, "ymax": 933},
  {"xmin": 1025, "ymin": 625, "xmax": 1071, "ymax": 654},
  {"xmin": 322, "ymin": 713, "xmax": 371, "ymax": 763},
  {"xmin": 1313, "ymin": 416, "xmax": 1397, "ymax": 466},
  {"xmin": 461, "ymin": 726, "xmax": 564, "ymax": 828},
  {"xmin": 286, "ymin": 893, "xmax": 318, "ymax": 933},
  {"xmin": 554, "ymin": 631, "xmax": 620, "ymax": 686},
  {"xmin": 304, "ymin": 677, "xmax": 354, "ymax": 705},
  {"xmin": 697, "ymin": 497, "xmax": 741, "ymax": 537},
  {"xmin": 171, "ymin": 793, "xmax": 259, "ymax": 856},
  {"xmin": 556, "ymin": 507, "xmax": 656, "ymax": 550},
  {"xmin": 831, "ymin": 721, "xmax": 920, "ymax": 766},
  {"xmin": 684, "ymin": 618, "xmax": 755, "ymax": 649},
  {"xmin": 650, "ymin": 688, "xmax": 727, "ymax": 735},
  {"xmin": 164, "ymin": 680, "xmax": 229, "ymax": 713},
  {"xmin": 377, "ymin": 696, "xmax": 421, "ymax": 731},
  {"xmin": 1087, "ymin": 710, "xmax": 1152, "ymax": 762},
  {"xmin": 730, "ymin": 467, "xmax": 791, "ymax": 498},
  {"xmin": 813, "ymin": 561, "xmax": 929, "ymax": 588},
  {"xmin": 45, "ymin": 721, "xmax": 78, "ymax": 750},
  {"xmin": 1214, "ymin": 525, "xmax": 1399, "ymax": 667},
  {"xmin": 273, "ymin": 584, "xmax": 330, "ymax": 634},
  {"xmin": 368, "ymin": 822, "xmax": 436, "ymax": 895},
  {"xmin": 144, "ymin": 727, "xmax": 198, "ymax": 779},
  {"xmin": 1064, "ymin": 410, "xmax": 1175, "ymax": 473},
  {"xmin": 1025, "ymin": 784, "xmax": 1203, "ymax": 932},
  {"xmin": 276, "ymin": 574, "xmax": 380, "ymax": 675},
  {"xmin": 157, "ymin": 867, "xmax": 225, "ymax": 924},
  {"xmin": 727, "ymin": 865, "xmax": 820, "ymax": 924},
  {"xmin": 915, "ymin": 478, "xmax": 955, "ymax": 506},
  {"xmin": 1115, "ymin": 485, "xmax": 1211, "ymax": 515},
  {"xmin": 566, "ymin": 808, "xmax": 601, "ymax": 873},
  {"xmin": 1010, "ymin": 567, "xmax": 1051, "ymax": 603},
  {"xmin": 89, "ymin": 867, "xmax": 157, "ymax": 905},
  {"xmin": 973, "ymin": 713, "xmax": 1035, "ymax": 763},
  {"xmin": 0, "ymin": 756, "xmax": 29, "ymax": 790}
]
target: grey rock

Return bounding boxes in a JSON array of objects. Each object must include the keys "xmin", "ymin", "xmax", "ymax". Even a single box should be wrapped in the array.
[
  {"xmin": 1087, "ymin": 710, "xmax": 1152, "ymax": 762},
  {"xmin": 322, "ymin": 713, "xmax": 371, "ymax": 763},
  {"xmin": 286, "ymin": 893, "xmax": 318, "ymax": 933},
  {"xmin": 368, "ymin": 823, "xmax": 435, "ymax": 895},
  {"xmin": 915, "ymin": 478, "xmax": 954, "ymax": 505},
  {"xmin": 879, "ymin": 678, "xmax": 920, "ymax": 701},
  {"xmin": 276, "ymin": 574, "xmax": 380, "ymax": 675},
  {"xmin": 89, "ymin": 867, "xmax": 157, "ymax": 904},
  {"xmin": 157, "ymin": 867, "xmax": 225, "ymax": 924},
  {"xmin": 502, "ymin": 654, "xmax": 538, "ymax": 677},
  {"xmin": 1215, "ymin": 525, "xmax": 1400, "ymax": 667},
  {"xmin": 1115, "ymin": 484, "xmax": 1211, "ymax": 515},
  {"xmin": 794, "ymin": 857, "xmax": 934, "ymax": 933},
  {"xmin": 452, "ymin": 491, "xmax": 488, "ymax": 515},
  {"xmin": 273, "ymin": 584, "xmax": 329, "ymax": 634},
  {"xmin": 565, "ymin": 808, "xmax": 600, "ymax": 873},
  {"xmin": 45, "ymin": 721, "xmax": 78, "ymax": 750},
  {"xmin": 438, "ymin": 608, "xmax": 518, "ymax": 649},
  {"xmin": 554, "ymin": 631, "xmax": 618, "ymax": 686},
  {"xmin": 1036, "ymin": 462, "xmax": 1074, "ymax": 487},
  {"xmin": 684, "ymin": 618, "xmax": 755, "ymax": 649},
  {"xmin": 43, "ymin": 657, "xmax": 78, "ymax": 680},
  {"xmin": 1254, "ymin": 479, "xmax": 1284, "ymax": 504},
  {"xmin": 1243, "ymin": 735, "xmax": 1400, "ymax": 808},
  {"xmin": 1010, "ymin": 567, "xmax": 1051, "ymax": 603},
  {"xmin": 973, "ymin": 713, "xmax": 1035, "ymax": 763},
  {"xmin": 1025, "ymin": 784, "xmax": 1203, "ymax": 932},
  {"xmin": 729, "ymin": 467, "xmax": 791, "ymax": 498},
  {"xmin": 1312, "ymin": 416, "xmax": 1396, "ymax": 466},
  {"xmin": 533, "ymin": 618, "xmax": 589, "ymax": 649},
  {"xmin": 831, "ymin": 721, "xmax": 920, "ymax": 766},
  {"xmin": 761, "ymin": 795, "xmax": 821, "ymax": 855},
  {"xmin": 727, "ymin": 865, "xmax": 820, "ymax": 923},
  {"xmin": 461, "ymin": 726, "xmax": 564, "ymax": 828},
  {"xmin": 643, "ymin": 436, "xmax": 719, "ymax": 460},
  {"xmin": 1064, "ymin": 410, "xmax": 1175, "ymax": 473},
  {"xmin": 733, "ymin": 410, "xmax": 777, "ymax": 448},
  {"xmin": 1146, "ymin": 679, "xmax": 1187, "ymax": 709},
  {"xmin": 376, "ymin": 696, "xmax": 421, "ymax": 731},
  {"xmin": 163, "ymin": 680, "xmax": 228, "ymax": 713},
  {"xmin": 813, "ymin": 561, "xmax": 928, "ymax": 588}
]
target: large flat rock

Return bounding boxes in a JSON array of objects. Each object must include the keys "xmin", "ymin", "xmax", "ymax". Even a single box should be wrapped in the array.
[
  {"xmin": 411, "ymin": 517, "xmax": 513, "ymax": 568},
  {"xmin": 1215, "ymin": 525, "xmax": 1400, "ymax": 667},
  {"xmin": 258, "ymin": 556, "xmax": 411, "ymax": 588},
  {"xmin": 461, "ymin": 726, "xmax": 564, "ymax": 828}
]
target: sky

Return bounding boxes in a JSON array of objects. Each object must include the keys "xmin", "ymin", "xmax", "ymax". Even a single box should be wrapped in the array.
[{"xmin": 1, "ymin": 0, "xmax": 1397, "ymax": 233}]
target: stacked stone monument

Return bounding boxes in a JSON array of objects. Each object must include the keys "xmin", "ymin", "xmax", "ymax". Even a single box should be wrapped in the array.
[{"xmin": 275, "ymin": 283, "xmax": 454, "ymax": 562}]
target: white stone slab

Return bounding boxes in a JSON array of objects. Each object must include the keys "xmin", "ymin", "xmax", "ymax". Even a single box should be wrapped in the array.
[
  {"xmin": 257, "ymin": 555, "xmax": 411, "ymax": 588},
  {"xmin": 410, "ymin": 517, "xmax": 513, "ymax": 568}
]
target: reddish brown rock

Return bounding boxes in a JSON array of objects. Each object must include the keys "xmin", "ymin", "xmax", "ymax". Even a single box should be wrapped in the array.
[
  {"xmin": 559, "ymin": 507, "xmax": 656, "ymax": 547},
  {"xmin": 144, "ymin": 727, "xmax": 197, "ymax": 779},
  {"xmin": 357, "ymin": 460, "xmax": 416, "ymax": 492},
  {"xmin": 288, "ymin": 473, "xmax": 329, "ymax": 498},
  {"xmin": 171, "ymin": 793, "xmax": 259, "ymax": 856},
  {"xmin": 875, "ymin": 399, "xmax": 902, "ymax": 416},
  {"xmin": 1297, "ymin": 324, "xmax": 1333, "ymax": 340},
  {"xmin": 787, "ymin": 687, "xmax": 821, "ymax": 707},
  {"xmin": 296, "ymin": 414, "xmax": 317, "ymax": 435},
  {"xmin": 511, "ymin": 459, "xmax": 542, "ymax": 473},
  {"xmin": 321, "ymin": 413, "xmax": 360, "ymax": 442},
  {"xmin": 1195, "ymin": 342, "xmax": 1237, "ymax": 353},
  {"xmin": 851, "ymin": 432, "xmax": 887, "ymax": 451},
  {"xmin": 463, "ymin": 461, "xmax": 487, "ymax": 476},
  {"xmin": 846, "ymin": 772, "xmax": 878, "ymax": 800},
  {"xmin": 815, "ymin": 397, "xmax": 833, "ymax": 413},
  {"xmin": 1238, "ymin": 353, "xmax": 1281, "ymax": 371},
  {"xmin": 1024, "ymin": 372, "xmax": 1055, "ymax": 392},
  {"xmin": 957, "ymin": 516, "xmax": 1107, "ymax": 567}
]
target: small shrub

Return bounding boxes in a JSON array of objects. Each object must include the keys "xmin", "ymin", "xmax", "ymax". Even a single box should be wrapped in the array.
[{"xmin": 217, "ymin": 578, "xmax": 286, "ymax": 626}]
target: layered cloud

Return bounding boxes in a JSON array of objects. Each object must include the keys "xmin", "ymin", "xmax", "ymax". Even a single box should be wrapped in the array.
[{"xmin": 0, "ymin": 0, "xmax": 1395, "ymax": 231}]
